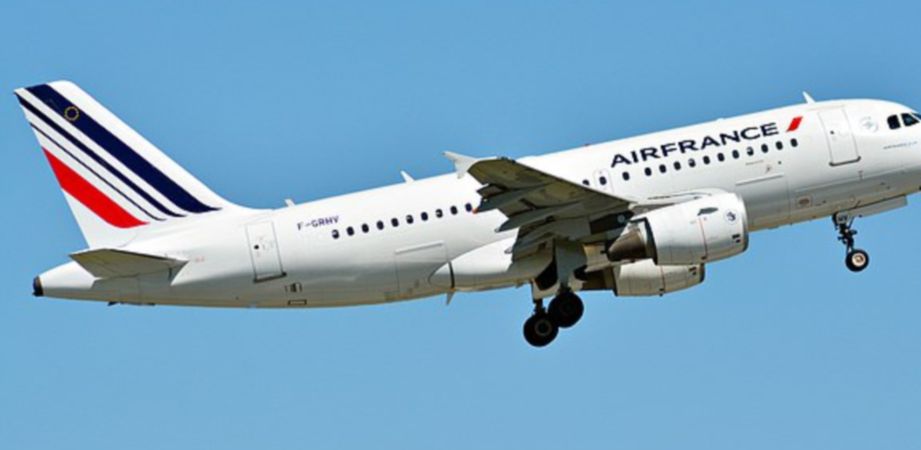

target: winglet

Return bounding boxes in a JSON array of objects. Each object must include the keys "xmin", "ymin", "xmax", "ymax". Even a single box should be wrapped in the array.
[
  {"xmin": 400, "ymin": 170, "xmax": 414, "ymax": 183},
  {"xmin": 802, "ymin": 91, "xmax": 816, "ymax": 104},
  {"xmin": 443, "ymin": 151, "xmax": 478, "ymax": 179}
]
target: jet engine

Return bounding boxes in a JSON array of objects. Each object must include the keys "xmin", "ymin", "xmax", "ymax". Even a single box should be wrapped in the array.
[
  {"xmin": 608, "ymin": 193, "xmax": 748, "ymax": 265},
  {"xmin": 612, "ymin": 259, "xmax": 704, "ymax": 296}
]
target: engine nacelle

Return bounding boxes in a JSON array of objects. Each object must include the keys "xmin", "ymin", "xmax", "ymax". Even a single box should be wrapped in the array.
[
  {"xmin": 608, "ymin": 193, "xmax": 748, "ymax": 265},
  {"xmin": 613, "ymin": 259, "xmax": 704, "ymax": 297}
]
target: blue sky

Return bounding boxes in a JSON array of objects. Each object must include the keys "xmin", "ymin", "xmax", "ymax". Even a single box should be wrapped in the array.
[{"xmin": 2, "ymin": 1, "xmax": 921, "ymax": 449}]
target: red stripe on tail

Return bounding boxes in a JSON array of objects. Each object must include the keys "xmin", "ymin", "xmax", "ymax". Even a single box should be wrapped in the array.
[
  {"xmin": 42, "ymin": 149, "xmax": 146, "ymax": 228},
  {"xmin": 787, "ymin": 116, "xmax": 803, "ymax": 132}
]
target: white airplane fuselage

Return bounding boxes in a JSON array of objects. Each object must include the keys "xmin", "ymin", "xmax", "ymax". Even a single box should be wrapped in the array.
[{"xmin": 36, "ymin": 97, "xmax": 921, "ymax": 309}]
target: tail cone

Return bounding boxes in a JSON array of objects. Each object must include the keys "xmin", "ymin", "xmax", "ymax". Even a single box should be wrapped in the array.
[{"xmin": 32, "ymin": 276, "xmax": 44, "ymax": 297}]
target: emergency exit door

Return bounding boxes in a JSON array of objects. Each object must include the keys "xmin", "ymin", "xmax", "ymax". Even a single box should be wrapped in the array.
[
  {"xmin": 245, "ymin": 222, "xmax": 285, "ymax": 282},
  {"xmin": 819, "ymin": 108, "xmax": 860, "ymax": 165}
]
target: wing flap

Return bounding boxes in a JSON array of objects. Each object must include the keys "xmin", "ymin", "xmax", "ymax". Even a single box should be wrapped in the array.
[
  {"xmin": 458, "ymin": 155, "xmax": 635, "ymax": 259},
  {"xmin": 467, "ymin": 157, "xmax": 632, "ymax": 224}
]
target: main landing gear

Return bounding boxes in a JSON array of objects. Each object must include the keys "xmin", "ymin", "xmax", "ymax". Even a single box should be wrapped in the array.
[
  {"xmin": 523, "ymin": 290, "xmax": 584, "ymax": 347},
  {"xmin": 834, "ymin": 213, "xmax": 870, "ymax": 272}
]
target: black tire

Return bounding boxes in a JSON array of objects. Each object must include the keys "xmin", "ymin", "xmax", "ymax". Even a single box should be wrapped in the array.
[
  {"xmin": 523, "ymin": 313, "xmax": 559, "ymax": 347},
  {"xmin": 845, "ymin": 249, "xmax": 869, "ymax": 272},
  {"xmin": 548, "ymin": 292, "xmax": 584, "ymax": 329}
]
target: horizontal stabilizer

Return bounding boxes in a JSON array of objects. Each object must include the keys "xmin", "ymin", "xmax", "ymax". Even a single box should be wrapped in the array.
[{"xmin": 70, "ymin": 248, "xmax": 186, "ymax": 278}]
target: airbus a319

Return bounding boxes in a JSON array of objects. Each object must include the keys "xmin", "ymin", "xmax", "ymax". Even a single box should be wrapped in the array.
[{"xmin": 17, "ymin": 81, "xmax": 921, "ymax": 346}]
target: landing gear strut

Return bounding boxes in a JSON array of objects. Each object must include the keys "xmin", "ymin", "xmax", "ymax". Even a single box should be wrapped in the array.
[
  {"xmin": 522, "ymin": 291, "xmax": 584, "ymax": 347},
  {"xmin": 834, "ymin": 213, "xmax": 869, "ymax": 272}
]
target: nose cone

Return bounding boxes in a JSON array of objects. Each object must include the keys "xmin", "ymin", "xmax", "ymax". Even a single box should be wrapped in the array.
[{"xmin": 32, "ymin": 276, "xmax": 43, "ymax": 297}]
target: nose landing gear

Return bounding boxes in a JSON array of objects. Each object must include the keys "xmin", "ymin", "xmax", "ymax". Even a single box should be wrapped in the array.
[
  {"xmin": 834, "ymin": 213, "xmax": 870, "ymax": 272},
  {"xmin": 523, "ymin": 290, "xmax": 585, "ymax": 347}
]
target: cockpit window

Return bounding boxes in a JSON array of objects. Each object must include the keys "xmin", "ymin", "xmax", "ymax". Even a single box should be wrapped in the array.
[
  {"xmin": 904, "ymin": 113, "xmax": 919, "ymax": 127},
  {"xmin": 888, "ymin": 115, "xmax": 901, "ymax": 130}
]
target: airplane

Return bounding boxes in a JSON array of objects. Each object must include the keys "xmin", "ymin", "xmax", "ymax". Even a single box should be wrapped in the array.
[{"xmin": 15, "ymin": 81, "xmax": 921, "ymax": 347}]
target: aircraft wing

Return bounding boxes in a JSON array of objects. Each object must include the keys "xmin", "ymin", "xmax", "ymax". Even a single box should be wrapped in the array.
[
  {"xmin": 447, "ymin": 152, "xmax": 635, "ymax": 258},
  {"xmin": 70, "ymin": 248, "xmax": 187, "ymax": 278}
]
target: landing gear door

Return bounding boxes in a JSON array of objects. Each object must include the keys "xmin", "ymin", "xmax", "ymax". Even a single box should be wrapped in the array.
[
  {"xmin": 819, "ymin": 109, "xmax": 860, "ymax": 166},
  {"xmin": 245, "ymin": 222, "xmax": 286, "ymax": 282}
]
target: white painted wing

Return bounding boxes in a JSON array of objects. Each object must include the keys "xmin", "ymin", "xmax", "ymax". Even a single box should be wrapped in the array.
[{"xmin": 464, "ymin": 156, "xmax": 634, "ymax": 257}]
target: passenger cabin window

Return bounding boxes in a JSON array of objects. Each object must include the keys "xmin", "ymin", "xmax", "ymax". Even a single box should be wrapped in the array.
[
  {"xmin": 903, "ymin": 113, "xmax": 919, "ymax": 127},
  {"xmin": 888, "ymin": 115, "xmax": 901, "ymax": 130}
]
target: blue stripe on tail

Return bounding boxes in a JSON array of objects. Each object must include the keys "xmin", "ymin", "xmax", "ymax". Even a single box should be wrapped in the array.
[
  {"xmin": 26, "ymin": 84, "xmax": 219, "ymax": 214},
  {"xmin": 17, "ymin": 95, "xmax": 184, "ymax": 218},
  {"xmin": 30, "ymin": 123, "xmax": 165, "ymax": 222}
]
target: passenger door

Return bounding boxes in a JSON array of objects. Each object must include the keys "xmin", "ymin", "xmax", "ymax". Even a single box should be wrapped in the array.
[
  {"xmin": 819, "ymin": 108, "xmax": 860, "ymax": 165},
  {"xmin": 245, "ymin": 222, "xmax": 285, "ymax": 282}
]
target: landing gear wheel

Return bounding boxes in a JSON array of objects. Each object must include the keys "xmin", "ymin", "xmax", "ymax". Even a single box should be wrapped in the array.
[
  {"xmin": 845, "ymin": 249, "xmax": 869, "ymax": 272},
  {"xmin": 548, "ymin": 291, "xmax": 584, "ymax": 329},
  {"xmin": 523, "ymin": 312, "xmax": 559, "ymax": 347}
]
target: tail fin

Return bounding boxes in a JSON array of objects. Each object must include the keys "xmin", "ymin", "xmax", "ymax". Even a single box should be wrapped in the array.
[{"xmin": 15, "ymin": 80, "xmax": 235, "ymax": 248}]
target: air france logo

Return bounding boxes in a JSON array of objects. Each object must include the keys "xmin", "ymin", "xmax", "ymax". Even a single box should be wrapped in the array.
[
  {"xmin": 725, "ymin": 210, "xmax": 738, "ymax": 223},
  {"xmin": 610, "ymin": 122, "xmax": 783, "ymax": 168}
]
